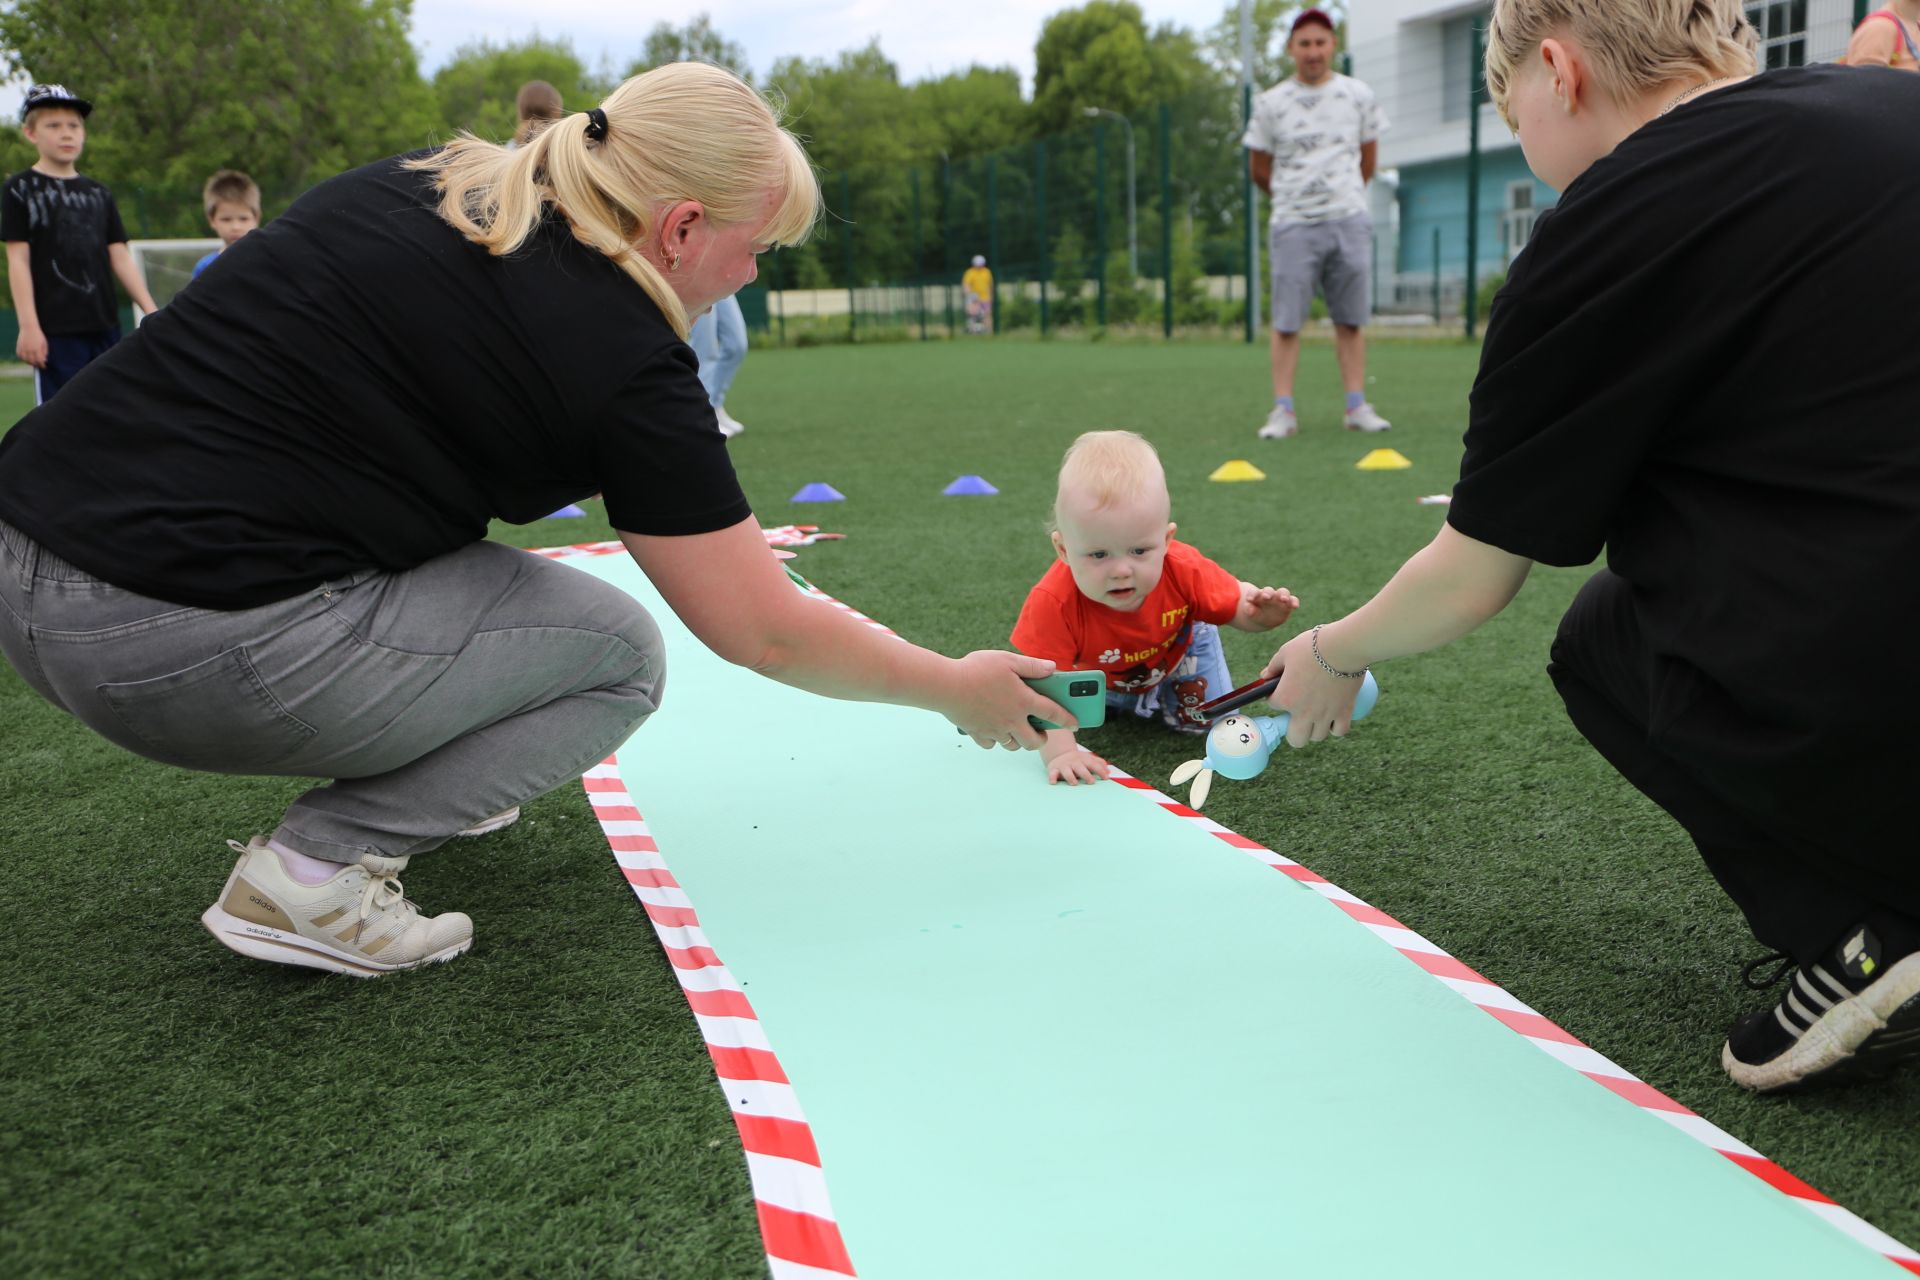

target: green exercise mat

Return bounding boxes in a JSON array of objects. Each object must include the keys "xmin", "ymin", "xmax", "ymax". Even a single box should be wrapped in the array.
[{"xmin": 568, "ymin": 551, "xmax": 1900, "ymax": 1279}]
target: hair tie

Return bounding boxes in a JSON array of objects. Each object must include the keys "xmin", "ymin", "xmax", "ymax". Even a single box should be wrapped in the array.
[{"xmin": 584, "ymin": 107, "xmax": 609, "ymax": 142}]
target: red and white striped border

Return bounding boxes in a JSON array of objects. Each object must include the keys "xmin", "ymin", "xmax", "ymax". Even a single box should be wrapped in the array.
[
  {"xmin": 546, "ymin": 541, "xmax": 1920, "ymax": 1277},
  {"xmin": 585, "ymin": 756, "xmax": 857, "ymax": 1279},
  {"xmin": 1108, "ymin": 769, "xmax": 1920, "ymax": 1275}
]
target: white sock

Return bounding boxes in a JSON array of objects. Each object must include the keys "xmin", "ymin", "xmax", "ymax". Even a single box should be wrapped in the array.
[{"xmin": 269, "ymin": 838, "xmax": 352, "ymax": 886}]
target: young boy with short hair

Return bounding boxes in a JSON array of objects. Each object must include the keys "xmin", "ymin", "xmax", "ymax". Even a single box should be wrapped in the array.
[
  {"xmin": 1012, "ymin": 430, "xmax": 1301, "ymax": 784},
  {"xmin": 2, "ymin": 84, "xmax": 157, "ymax": 402},
  {"xmin": 191, "ymin": 170, "xmax": 261, "ymax": 278}
]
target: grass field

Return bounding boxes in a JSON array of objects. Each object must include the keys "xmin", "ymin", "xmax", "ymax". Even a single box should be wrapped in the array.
[{"xmin": 2, "ymin": 338, "xmax": 1915, "ymax": 1277}]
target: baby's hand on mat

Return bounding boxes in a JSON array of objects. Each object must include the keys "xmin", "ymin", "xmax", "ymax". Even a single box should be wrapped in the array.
[{"xmin": 1047, "ymin": 747, "xmax": 1110, "ymax": 785}]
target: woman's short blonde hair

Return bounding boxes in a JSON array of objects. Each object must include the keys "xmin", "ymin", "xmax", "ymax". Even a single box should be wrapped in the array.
[
  {"xmin": 1485, "ymin": 0, "xmax": 1758, "ymax": 130},
  {"xmin": 1054, "ymin": 430, "xmax": 1168, "ymax": 526},
  {"xmin": 411, "ymin": 62, "xmax": 819, "ymax": 338}
]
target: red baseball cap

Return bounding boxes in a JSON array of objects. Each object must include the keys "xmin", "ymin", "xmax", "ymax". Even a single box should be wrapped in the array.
[{"xmin": 1290, "ymin": 8, "xmax": 1335, "ymax": 36}]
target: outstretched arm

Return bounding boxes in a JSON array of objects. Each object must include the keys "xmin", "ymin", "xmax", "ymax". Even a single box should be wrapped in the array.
[
  {"xmin": 1258, "ymin": 522, "xmax": 1533, "ymax": 747},
  {"xmin": 622, "ymin": 516, "xmax": 1074, "ymax": 748}
]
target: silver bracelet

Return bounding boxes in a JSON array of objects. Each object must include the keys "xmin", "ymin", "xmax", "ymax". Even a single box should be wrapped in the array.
[{"xmin": 1310, "ymin": 624, "xmax": 1367, "ymax": 679}]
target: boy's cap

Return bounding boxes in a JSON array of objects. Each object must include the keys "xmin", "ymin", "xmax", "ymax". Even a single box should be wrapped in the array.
[
  {"xmin": 1290, "ymin": 8, "xmax": 1335, "ymax": 36},
  {"xmin": 971, "ymin": 254, "xmax": 986, "ymax": 266},
  {"xmin": 23, "ymin": 84, "xmax": 92, "ymax": 120}
]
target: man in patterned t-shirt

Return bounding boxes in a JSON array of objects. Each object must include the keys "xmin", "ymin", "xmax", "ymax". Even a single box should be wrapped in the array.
[{"xmin": 1242, "ymin": 9, "xmax": 1390, "ymax": 439}]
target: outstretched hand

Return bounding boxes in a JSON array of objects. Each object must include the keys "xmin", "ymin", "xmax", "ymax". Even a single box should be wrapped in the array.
[
  {"xmin": 1240, "ymin": 584, "xmax": 1301, "ymax": 631},
  {"xmin": 946, "ymin": 651, "xmax": 1075, "ymax": 751},
  {"xmin": 1260, "ymin": 629, "xmax": 1367, "ymax": 749}
]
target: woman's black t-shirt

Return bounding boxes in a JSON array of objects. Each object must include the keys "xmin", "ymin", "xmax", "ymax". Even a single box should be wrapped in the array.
[
  {"xmin": 0, "ymin": 152, "xmax": 750, "ymax": 609},
  {"xmin": 1451, "ymin": 66, "xmax": 1920, "ymax": 865}
]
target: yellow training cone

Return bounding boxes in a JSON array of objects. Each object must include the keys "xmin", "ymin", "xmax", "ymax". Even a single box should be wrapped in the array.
[
  {"xmin": 1209, "ymin": 459, "xmax": 1267, "ymax": 482},
  {"xmin": 1356, "ymin": 448, "xmax": 1412, "ymax": 471}
]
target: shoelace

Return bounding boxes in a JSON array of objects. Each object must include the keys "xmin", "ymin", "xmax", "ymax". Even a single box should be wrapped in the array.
[
  {"xmin": 1740, "ymin": 951, "xmax": 1794, "ymax": 991},
  {"xmin": 342, "ymin": 872, "xmax": 413, "ymax": 944}
]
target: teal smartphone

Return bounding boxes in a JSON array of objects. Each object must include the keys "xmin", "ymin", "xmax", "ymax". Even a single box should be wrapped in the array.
[{"xmin": 1025, "ymin": 670, "xmax": 1107, "ymax": 731}]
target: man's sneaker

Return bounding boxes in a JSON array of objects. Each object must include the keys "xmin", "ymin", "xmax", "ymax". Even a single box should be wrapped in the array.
[
  {"xmin": 1722, "ymin": 922, "xmax": 1920, "ymax": 1092},
  {"xmin": 1343, "ymin": 403, "xmax": 1391, "ymax": 432},
  {"xmin": 715, "ymin": 407, "xmax": 746, "ymax": 438},
  {"xmin": 1257, "ymin": 406, "xmax": 1298, "ymax": 439},
  {"xmin": 457, "ymin": 806, "xmax": 520, "ymax": 837},
  {"xmin": 201, "ymin": 836, "xmax": 474, "ymax": 978}
]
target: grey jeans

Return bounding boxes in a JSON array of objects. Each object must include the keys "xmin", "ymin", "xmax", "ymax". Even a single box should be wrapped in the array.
[{"xmin": 0, "ymin": 520, "xmax": 663, "ymax": 863}]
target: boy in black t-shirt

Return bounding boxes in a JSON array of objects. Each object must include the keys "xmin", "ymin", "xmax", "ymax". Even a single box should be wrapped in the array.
[{"xmin": 1, "ymin": 84, "xmax": 157, "ymax": 403}]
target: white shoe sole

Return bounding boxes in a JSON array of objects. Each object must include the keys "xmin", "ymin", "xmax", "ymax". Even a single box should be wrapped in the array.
[
  {"xmin": 1722, "ymin": 952, "xmax": 1920, "ymax": 1091},
  {"xmin": 1343, "ymin": 422, "xmax": 1391, "ymax": 433},
  {"xmin": 457, "ymin": 806, "xmax": 520, "ymax": 837},
  {"xmin": 199, "ymin": 904, "xmax": 472, "ymax": 978},
  {"xmin": 1256, "ymin": 425, "xmax": 1297, "ymax": 439}
]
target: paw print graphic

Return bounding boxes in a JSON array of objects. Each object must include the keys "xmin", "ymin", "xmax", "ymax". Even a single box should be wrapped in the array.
[{"xmin": 1099, "ymin": 648, "xmax": 1121, "ymax": 665}]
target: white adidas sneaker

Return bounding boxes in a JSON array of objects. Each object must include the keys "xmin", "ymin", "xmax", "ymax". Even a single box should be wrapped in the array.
[
  {"xmin": 201, "ymin": 836, "xmax": 473, "ymax": 977},
  {"xmin": 1256, "ymin": 406, "xmax": 1298, "ymax": 439},
  {"xmin": 1343, "ymin": 402, "xmax": 1392, "ymax": 432}
]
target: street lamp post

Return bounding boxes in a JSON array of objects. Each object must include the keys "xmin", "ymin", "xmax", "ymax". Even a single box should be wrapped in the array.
[{"xmin": 1083, "ymin": 106, "xmax": 1137, "ymax": 281}]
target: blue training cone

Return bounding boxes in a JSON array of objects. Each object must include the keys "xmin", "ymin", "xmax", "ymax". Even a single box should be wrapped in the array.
[
  {"xmin": 545, "ymin": 504, "xmax": 587, "ymax": 518},
  {"xmin": 791, "ymin": 482, "xmax": 846, "ymax": 503},
  {"xmin": 942, "ymin": 474, "xmax": 999, "ymax": 496}
]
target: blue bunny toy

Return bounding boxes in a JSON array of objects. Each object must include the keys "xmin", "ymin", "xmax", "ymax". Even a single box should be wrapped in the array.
[{"xmin": 1170, "ymin": 671, "xmax": 1379, "ymax": 810}]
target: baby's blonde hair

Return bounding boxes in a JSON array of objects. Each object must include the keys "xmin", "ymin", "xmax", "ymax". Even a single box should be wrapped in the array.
[
  {"xmin": 1485, "ymin": 0, "xmax": 1757, "ymax": 130},
  {"xmin": 1054, "ymin": 430, "xmax": 1168, "ymax": 527},
  {"xmin": 409, "ymin": 61, "xmax": 819, "ymax": 339}
]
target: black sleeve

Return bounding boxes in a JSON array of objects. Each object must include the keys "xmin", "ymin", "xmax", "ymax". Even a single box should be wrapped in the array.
[
  {"xmin": 101, "ymin": 186, "xmax": 128, "ymax": 244},
  {"xmin": 593, "ymin": 345, "xmax": 753, "ymax": 536},
  {"xmin": 1447, "ymin": 209, "xmax": 1682, "ymax": 567},
  {"xmin": 0, "ymin": 177, "xmax": 26, "ymax": 242}
]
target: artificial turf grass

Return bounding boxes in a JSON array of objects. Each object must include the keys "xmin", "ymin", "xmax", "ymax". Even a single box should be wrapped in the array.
[{"xmin": 2, "ymin": 337, "xmax": 1915, "ymax": 1278}]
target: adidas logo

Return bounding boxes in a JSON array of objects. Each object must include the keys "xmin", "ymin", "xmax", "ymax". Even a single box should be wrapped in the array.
[{"xmin": 247, "ymin": 894, "xmax": 282, "ymax": 917}]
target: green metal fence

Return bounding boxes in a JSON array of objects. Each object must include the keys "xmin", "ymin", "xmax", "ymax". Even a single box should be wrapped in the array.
[{"xmin": 758, "ymin": 84, "xmax": 1263, "ymax": 344}]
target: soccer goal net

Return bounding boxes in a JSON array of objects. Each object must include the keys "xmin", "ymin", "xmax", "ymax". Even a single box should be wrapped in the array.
[{"xmin": 128, "ymin": 239, "xmax": 223, "ymax": 319}]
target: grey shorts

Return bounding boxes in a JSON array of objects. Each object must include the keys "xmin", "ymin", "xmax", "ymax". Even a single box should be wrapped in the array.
[{"xmin": 1269, "ymin": 214, "xmax": 1372, "ymax": 332}]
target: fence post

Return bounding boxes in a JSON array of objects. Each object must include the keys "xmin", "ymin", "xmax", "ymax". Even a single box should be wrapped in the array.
[
  {"xmin": 1242, "ymin": 83, "xmax": 1256, "ymax": 344},
  {"xmin": 986, "ymin": 155, "xmax": 1000, "ymax": 335},
  {"xmin": 771, "ymin": 250, "xmax": 787, "ymax": 345},
  {"xmin": 1431, "ymin": 227, "xmax": 1441, "ymax": 325},
  {"xmin": 1095, "ymin": 121, "xmax": 1109, "ymax": 328},
  {"xmin": 911, "ymin": 167, "xmax": 927, "ymax": 342},
  {"xmin": 840, "ymin": 171, "xmax": 857, "ymax": 342},
  {"xmin": 1036, "ymin": 140, "xmax": 1050, "ymax": 338},
  {"xmin": 1465, "ymin": 22, "xmax": 1483, "ymax": 340},
  {"xmin": 942, "ymin": 156, "xmax": 956, "ymax": 336},
  {"xmin": 1159, "ymin": 103, "xmax": 1173, "ymax": 338}
]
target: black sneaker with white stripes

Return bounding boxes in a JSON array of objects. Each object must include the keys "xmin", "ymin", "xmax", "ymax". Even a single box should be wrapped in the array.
[{"xmin": 1722, "ymin": 922, "xmax": 1920, "ymax": 1092}]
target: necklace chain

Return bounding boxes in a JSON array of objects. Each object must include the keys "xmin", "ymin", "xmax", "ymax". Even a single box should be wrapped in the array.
[{"xmin": 1659, "ymin": 79, "xmax": 1719, "ymax": 117}]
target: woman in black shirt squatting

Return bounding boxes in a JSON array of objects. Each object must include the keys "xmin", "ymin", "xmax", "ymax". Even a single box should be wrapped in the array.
[
  {"xmin": 1260, "ymin": 0, "xmax": 1920, "ymax": 1093},
  {"xmin": 0, "ymin": 63, "xmax": 1072, "ymax": 980}
]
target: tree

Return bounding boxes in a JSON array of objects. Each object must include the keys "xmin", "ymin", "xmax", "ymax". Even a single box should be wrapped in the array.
[
  {"xmin": 630, "ymin": 14, "xmax": 751, "ymax": 80},
  {"xmin": 909, "ymin": 66, "xmax": 1030, "ymax": 159},
  {"xmin": 0, "ymin": 0, "xmax": 442, "ymax": 238},
  {"xmin": 764, "ymin": 42, "xmax": 924, "ymax": 287},
  {"xmin": 1031, "ymin": 2, "xmax": 1211, "ymax": 135},
  {"xmin": 432, "ymin": 35, "xmax": 601, "ymax": 142}
]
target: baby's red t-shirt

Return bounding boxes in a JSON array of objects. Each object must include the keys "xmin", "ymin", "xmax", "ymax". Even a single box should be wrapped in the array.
[{"xmin": 1011, "ymin": 540, "xmax": 1242, "ymax": 693}]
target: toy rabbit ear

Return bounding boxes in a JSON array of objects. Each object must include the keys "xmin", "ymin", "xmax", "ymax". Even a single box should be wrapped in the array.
[
  {"xmin": 1190, "ymin": 767, "xmax": 1215, "ymax": 811},
  {"xmin": 1171, "ymin": 758, "xmax": 1206, "ymax": 786}
]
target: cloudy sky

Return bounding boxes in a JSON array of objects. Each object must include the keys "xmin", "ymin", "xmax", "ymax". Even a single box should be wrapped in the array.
[{"xmin": 407, "ymin": 0, "xmax": 1244, "ymax": 85}]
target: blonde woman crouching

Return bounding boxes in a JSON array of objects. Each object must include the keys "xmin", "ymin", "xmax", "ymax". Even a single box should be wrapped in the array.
[{"xmin": 0, "ymin": 62, "xmax": 1073, "ymax": 979}]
